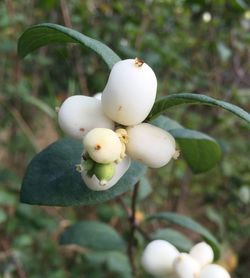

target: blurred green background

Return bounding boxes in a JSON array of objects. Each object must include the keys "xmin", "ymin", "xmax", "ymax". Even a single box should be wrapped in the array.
[{"xmin": 0, "ymin": 0, "xmax": 249, "ymax": 277}]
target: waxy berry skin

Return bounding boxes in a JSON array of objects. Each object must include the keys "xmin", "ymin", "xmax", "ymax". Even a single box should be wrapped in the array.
[
  {"xmin": 173, "ymin": 253, "xmax": 201, "ymax": 278},
  {"xmin": 126, "ymin": 123, "xmax": 178, "ymax": 168},
  {"xmin": 83, "ymin": 128, "xmax": 122, "ymax": 164},
  {"xmin": 58, "ymin": 95, "xmax": 114, "ymax": 140},
  {"xmin": 102, "ymin": 59, "xmax": 157, "ymax": 126},
  {"xmin": 141, "ymin": 240, "xmax": 179, "ymax": 276},
  {"xmin": 190, "ymin": 242, "xmax": 214, "ymax": 267},
  {"xmin": 200, "ymin": 264, "xmax": 231, "ymax": 278}
]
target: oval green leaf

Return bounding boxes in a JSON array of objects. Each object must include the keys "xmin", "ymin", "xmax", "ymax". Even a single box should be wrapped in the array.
[
  {"xmin": 147, "ymin": 212, "xmax": 220, "ymax": 260},
  {"xmin": 20, "ymin": 138, "xmax": 146, "ymax": 206},
  {"xmin": 18, "ymin": 23, "xmax": 121, "ymax": 69},
  {"xmin": 60, "ymin": 221, "xmax": 125, "ymax": 251},
  {"xmin": 153, "ymin": 116, "xmax": 221, "ymax": 173},
  {"xmin": 147, "ymin": 93, "xmax": 250, "ymax": 124}
]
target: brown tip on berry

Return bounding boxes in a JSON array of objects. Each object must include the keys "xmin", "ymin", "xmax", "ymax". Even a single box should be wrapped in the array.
[
  {"xmin": 95, "ymin": 144, "xmax": 101, "ymax": 150},
  {"xmin": 134, "ymin": 57, "xmax": 144, "ymax": 67},
  {"xmin": 173, "ymin": 150, "xmax": 180, "ymax": 160}
]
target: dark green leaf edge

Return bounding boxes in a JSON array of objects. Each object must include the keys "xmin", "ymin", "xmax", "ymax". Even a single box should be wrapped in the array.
[
  {"xmin": 147, "ymin": 93, "xmax": 250, "ymax": 124},
  {"xmin": 18, "ymin": 23, "xmax": 121, "ymax": 69},
  {"xmin": 152, "ymin": 116, "xmax": 222, "ymax": 173},
  {"xmin": 59, "ymin": 220, "xmax": 125, "ymax": 251}
]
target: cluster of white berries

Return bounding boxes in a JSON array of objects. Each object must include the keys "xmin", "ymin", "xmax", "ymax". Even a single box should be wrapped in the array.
[
  {"xmin": 141, "ymin": 240, "xmax": 231, "ymax": 278},
  {"xmin": 58, "ymin": 58, "xmax": 179, "ymax": 191}
]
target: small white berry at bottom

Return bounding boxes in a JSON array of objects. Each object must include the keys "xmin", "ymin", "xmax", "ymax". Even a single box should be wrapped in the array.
[
  {"xmin": 189, "ymin": 242, "xmax": 214, "ymax": 267},
  {"xmin": 141, "ymin": 240, "xmax": 179, "ymax": 277},
  {"xmin": 200, "ymin": 264, "xmax": 231, "ymax": 278},
  {"xmin": 173, "ymin": 253, "xmax": 201, "ymax": 278}
]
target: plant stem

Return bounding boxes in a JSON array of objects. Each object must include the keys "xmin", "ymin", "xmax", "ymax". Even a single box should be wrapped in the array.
[{"xmin": 127, "ymin": 181, "xmax": 140, "ymax": 275}]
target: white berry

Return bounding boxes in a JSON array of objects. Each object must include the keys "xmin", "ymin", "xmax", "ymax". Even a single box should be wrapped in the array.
[
  {"xmin": 81, "ymin": 156, "xmax": 131, "ymax": 191},
  {"xmin": 200, "ymin": 264, "xmax": 231, "ymax": 278},
  {"xmin": 83, "ymin": 128, "xmax": 122, "ymax": 164},
  {"xmin": 141, "ymin": 240, "xmax": 179, "ymax": 277},
  {"xmin": 126, "ymin": 123, "xmax": 179, "ymax": 168},
  {"xmin": 190, "ymin": 242, "xmax": 214, "ymax": 267},
  {"xmin": 102, "ymin": 58, "xmax": 157, "ymax": 125},
  {"xmin": 58, "ymin": 95, "xmax": 114, "ymax": 140},
  {"xmin": 174, "ymin": 253, "xmax": 201, "ymax": 278}
]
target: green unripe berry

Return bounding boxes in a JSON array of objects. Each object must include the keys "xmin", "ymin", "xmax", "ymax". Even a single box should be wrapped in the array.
[
  {"xmin": 94, "ymin": 163, "xmax": 115, "ymax": 185},
  {"xmin": 83, "ymin": 159, "xmax": 94, "ymax": 171}
]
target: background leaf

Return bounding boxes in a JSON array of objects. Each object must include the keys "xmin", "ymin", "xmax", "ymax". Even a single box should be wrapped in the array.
[
  {"xmin": 84, "ymin": 251, "xmax": 132, "ymax": 278},
  {"xmin": 151, "ymin": 228, "xmax": 193, "ymax": 251},
  {"xmin": 138, "ymin": 176, "xmax": 152, "ymax": 201},
  {"xmin": 60, "ymin": 221, "xmax": 125, "ymax": 251},
  {"xmin": 18, "ymin": 23, "xmax": 121, "ymax": 69},
  {"xmin": 20, "ymin": 138, "xmax": 146, "ymax": 206},
  {"xmin": 147, "ymin": 212, "xmax": 220, "ymax": 260},
  {"xmin": 147, "ymin": 93, "xmax": 250, "ymax": 124},
  {"xmin": 153, "ymin": 116, "xmax": 221, "ymax": 173}
]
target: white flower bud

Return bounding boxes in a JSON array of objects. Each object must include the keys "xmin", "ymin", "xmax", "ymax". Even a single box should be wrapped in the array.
[
  {"xmin": 173, "ymin": 253, "xmax": 201, "ymax": 278},
  {"xmin": 126, "ymin": 123, "xmax": 179, "ymax": 168},
  {"xmin": 83, "ymin": 128, "xmax": 122, "ymax": 164},
  {"xmin": 102, "ymin": 58, "xmax": 157, "ymax": 125},
  {"xmin": 58, "ymin": 95, "xmax": 114, "ymax": 140},
  {"xmin": 200, "ymin": 264, "xmax": 231, "ymax": 278},
  {"xmin": 141, "ymin": 240, "xmax": 179, "ymax": 277},
  {"xmin": 190, "ymin": 242, "xmax": 214, "ymax": 267},
  {"xmin": 81, "ymin": 156, "xmax": 131, "ymax": 191}
]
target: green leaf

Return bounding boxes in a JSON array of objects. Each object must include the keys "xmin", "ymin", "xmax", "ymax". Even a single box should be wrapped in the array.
[
  {"xmin": 60, "ymin": 221, "xmax": 125, "ymax": 251},
  {"xmin": 147, "ymin": 212, "xmax": 220, "ymax": 260},
  {"xmin": 85, "ymin": 251, "xmax": 132, "ymax": 278},
  {"xmin": 151, "ymin": 228, "xmax": 193, "ymax": 251},
  {"xmin": 138, "ymin": 176, "xmax": 152, "ymax": 201},
  {"xmin": 20, "ymin": 138, "xmax": 146, "ymax": 206},
  {"xmin": 147, "ymin": 93, "xmax": 250, "ymax": 124},
  {"xmin": 18, "ymin": 23, "xmax": 121, "ymax": 69},
  {"xmin": 153, "ymin": 116, "xmax": 221, "ymax": 173}
]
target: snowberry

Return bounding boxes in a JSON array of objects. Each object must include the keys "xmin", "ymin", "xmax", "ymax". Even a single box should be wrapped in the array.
[
  {"xmin": 81, "ymin": 156, "xmax": 131, "ymax": 191},
  {"xmin": 200, "ymin": 264, "xmax": 231, "ymax": 278},
  {"xmin": 126, "ymin": 123, "xmax": 179, "ymax": 168},
  {"xmin": 173, "ymin": 253, "xmax": 201, "ymax": 278},
  {"xmin": 102, "ymin": 58, "xmax": 157, "ymax": 126},
  {"xmin": 83, "ymin": 128, "xmax": 122, "ymax": 164},
  {"xmin": 190, "ymin": 242, "xmax": 214, "ymax": 267},
  {"xmin": 58, "ymin": 95, "xmax": 114, "ymax": 140},
  {"xmin": 141, "ymin": 240, "xmax": 179, "ymax": 277}
]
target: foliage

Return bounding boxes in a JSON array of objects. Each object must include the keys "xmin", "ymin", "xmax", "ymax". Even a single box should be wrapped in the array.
[{"xmin": 0, "ymin": 0, "xmax": 249, "ymax": 277}]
